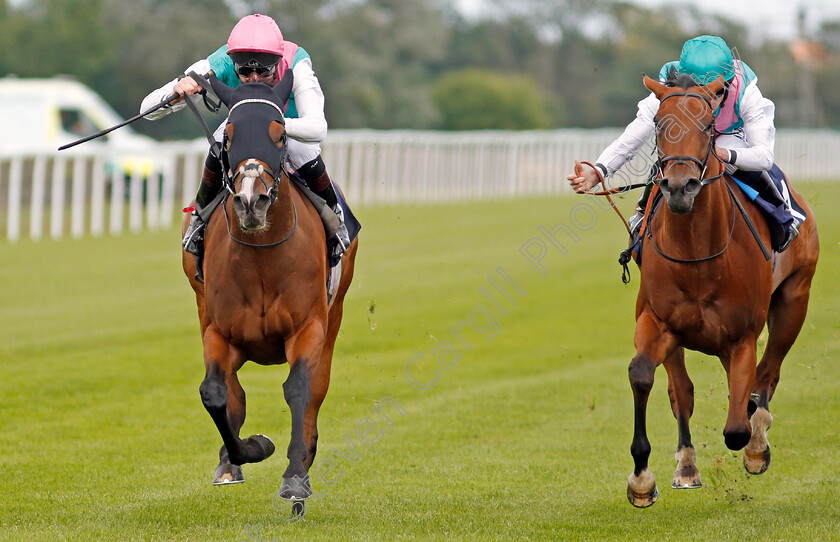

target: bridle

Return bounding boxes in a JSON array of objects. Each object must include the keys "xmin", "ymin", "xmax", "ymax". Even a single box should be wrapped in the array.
[
  {"xmin": 648, "ymin": 89, "xmax": 734, "ymax": 264},
  {"xmin": 220, "ymin": 98, "xmax": 298, "ymax": 249},
  {"xmin": 653, "ymin": 91, "xmax": 724, "ymax": 187}
]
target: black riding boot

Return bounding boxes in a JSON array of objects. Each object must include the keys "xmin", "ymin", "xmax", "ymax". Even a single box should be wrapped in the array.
[
  {"xmin": 734, "ymin": 169, "xmax": 800, "ymax": 252},
  {"xmin": 298, "ymin": 156, "xmax": 351, "ymax": 263},
  {"xmin": 182, "ymin": 159, "xmax": 223, "ymax": 256}
]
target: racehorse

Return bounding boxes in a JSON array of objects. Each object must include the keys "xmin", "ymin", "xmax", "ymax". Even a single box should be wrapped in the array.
[
  {"xmin": 181, "ymin": 73, "xmax": 358, "ymax": 507},
  {"xmin": 626, "ymin": 73, "xmax": 819, "ymax": 507}
]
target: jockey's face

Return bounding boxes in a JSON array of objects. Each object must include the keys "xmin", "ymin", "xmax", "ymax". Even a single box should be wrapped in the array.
[{"xmin": 711, "ymin": 84, "xmax": 727, "ymax": 109}]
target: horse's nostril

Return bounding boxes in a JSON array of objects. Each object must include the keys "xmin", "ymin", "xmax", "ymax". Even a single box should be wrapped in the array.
[
  {"xmin": 253, "ymin": 194, "xmax": 271, "ymax": 215},
  {"xmin": 232, "ymin": 194, "xmax": 247, "ymax": 215},
  {"xmin": 686, "ymin": 178, "xmax": 702, "ymax": 194}
]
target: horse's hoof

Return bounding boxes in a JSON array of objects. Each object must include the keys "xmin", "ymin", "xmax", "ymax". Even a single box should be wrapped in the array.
[
  {"xmin": 672, "ymin": 467, "xmax": 702, "ymax": 489},
  {"xmin": 627, "ymin": 469, "xmax": 658, "ymax": 508},
  {"xmin": 743, "ymin": 446, "xmax": 771, "ymax": 475},
  {"xmin": 278, "ymin": 474, "xmax": 312, "ymax": 500},
  {"xmin": 627, "ymin": 484, "xmax": 659, "ymax": 508},
  {"xmin": 213, "ymin": 463, "xmax": 245, "ymax": 485},
  {"xmin": 245, "ymin": 434, "xmax": 276, "ymax": 462}
]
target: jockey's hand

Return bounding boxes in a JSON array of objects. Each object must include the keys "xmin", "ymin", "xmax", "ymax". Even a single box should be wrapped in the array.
[
  {"xmin": 714, "ymin": 146, "xmax": 731, "ymax": 164},
  {"xmin": 171, "ymin": 76, "xmax": 203, "ymax": 104},
  {"xmin": 566, "ymin": 159, "xmax": 602, "ymax": 194}
]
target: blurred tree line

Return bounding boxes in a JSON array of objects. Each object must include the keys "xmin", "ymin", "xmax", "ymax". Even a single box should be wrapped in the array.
[{"xmin": 1, "ymin": 0, "xmax": 839, "ymax": 139}]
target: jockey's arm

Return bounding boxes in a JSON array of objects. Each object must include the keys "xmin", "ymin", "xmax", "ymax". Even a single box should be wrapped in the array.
[
  {"xmin": 719, "ymin": 84, "xmax": 775, "ymax": 171},
  {"xmin": 285, "ymin": 59, "xmax": 328, "ymax": 143},
  {"xmin": 594, "ymin": 93, "xmax": 659, "ymax": 178},
  {"xmin": 140, "ymin": 59, "xmax": 212, "ymax": 120}
]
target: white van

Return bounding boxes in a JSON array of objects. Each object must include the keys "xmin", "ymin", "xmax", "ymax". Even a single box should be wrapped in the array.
[{"xmin": 0, "ymin": 76, "xmax": 159, "ymax": 174}]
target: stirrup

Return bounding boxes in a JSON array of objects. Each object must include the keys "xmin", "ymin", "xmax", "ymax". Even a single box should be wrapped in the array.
[
  {"xmin": 777, "ymin": 218, "xmax": 801, "ymax": 252},
  {"xmin": 329, "ymin": 204, "xmax": 350, "ymax": 264},
  {"xmin": 182, "ymin": 213, "xmax": 206, "ymax": 256},
  {"xmin": 628, "ymin": 211, "xmax": 645, "ymax": 238}
]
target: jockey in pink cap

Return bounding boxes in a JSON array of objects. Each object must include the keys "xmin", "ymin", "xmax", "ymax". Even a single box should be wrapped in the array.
[{"xmin": 140, "ymin": 14, "xmax": 350, "ymax": 263}]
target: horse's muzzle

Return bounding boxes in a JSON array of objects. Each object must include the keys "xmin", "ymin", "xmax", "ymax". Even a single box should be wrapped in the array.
[
  {"xmin": 232, "ymin": 192, "xmax": 272, "ymax": 231},
  {"xmin": 660, "ymin": 177, "xmax": 702, "ymax": 215}
]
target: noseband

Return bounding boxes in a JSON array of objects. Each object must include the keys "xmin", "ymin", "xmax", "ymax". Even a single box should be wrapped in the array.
[{"xmin": 654, "ymin": 91, "xmax": 724, "ymax": 186}]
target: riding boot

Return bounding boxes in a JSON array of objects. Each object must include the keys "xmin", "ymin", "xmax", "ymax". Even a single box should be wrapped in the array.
[
  {"xmin": 736, "ymin": 169, "xmax": 800, "ymax": 252},
  {"xmin": 628, "ymin": 184, "xmax": 653, "ymax": 244},
  {"xmin": 298, "ymin": 156, "xmax": 351, "ymax": 263},
  {"xmin": 759, "ymin": 170, "xmax": 800, "ymax": 252},
  {"xmin": 182, "ymin": 166, "xmax": 223, "ymax": 256}
]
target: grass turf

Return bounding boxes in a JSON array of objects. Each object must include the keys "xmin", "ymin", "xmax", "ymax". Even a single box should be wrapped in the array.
[{"xmin": 1, "ymin": 182, "xmax": 838, "ymax": 541}]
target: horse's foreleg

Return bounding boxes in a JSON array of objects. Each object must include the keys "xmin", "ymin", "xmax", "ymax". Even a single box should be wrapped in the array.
[
  {"xmin": 200, "ymin": 326, "xmax": 274, "ymax": 484},
  {"xmin": 721, "ymin": 338, "xmax": 757, "ymax": 451},
  {"xmin": 663, "ymin": 347, "xmax": 701, "ymax": 489},
  {"xmin": 627, "ymin": 312, "xmax": 677, "ymax": 508},
  {"xmin": 279, "ymin": 321, "xmax": 326, "ymax": 500}
]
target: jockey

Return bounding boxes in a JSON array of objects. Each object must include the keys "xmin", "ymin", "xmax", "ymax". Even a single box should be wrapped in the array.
[
  {"xmin": 567, "ymin": 35, "xmax": 801, "ymax": 252},
  {"xmin": 140, "ymin": 14, "xmax": 350, "ymax": 261}
]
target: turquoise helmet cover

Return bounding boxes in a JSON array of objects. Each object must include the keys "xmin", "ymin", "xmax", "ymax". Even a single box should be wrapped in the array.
[{"xmin": 679, "ymin": 35, "xmax": 735, "ymax": 85}]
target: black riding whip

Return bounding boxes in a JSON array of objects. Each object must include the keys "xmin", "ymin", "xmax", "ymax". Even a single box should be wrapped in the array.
[{"xmin": 57, "ymin": 92, "xmax": 180, "ymax": 151}]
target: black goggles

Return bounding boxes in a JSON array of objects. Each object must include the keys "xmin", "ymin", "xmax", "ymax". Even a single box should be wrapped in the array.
[{"xmin": 235, "ymin": 63, "xmax": 277, "ymax": 78}]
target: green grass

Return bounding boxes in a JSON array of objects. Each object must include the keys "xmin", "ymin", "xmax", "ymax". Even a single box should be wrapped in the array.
[{"xmin": 2, "ymin": 182, "xmax": 839, "ymax": 541}]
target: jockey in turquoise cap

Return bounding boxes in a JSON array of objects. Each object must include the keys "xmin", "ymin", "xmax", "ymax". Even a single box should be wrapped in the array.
[
  {"xmin": 568, "ymin": 35, "xmax": 803, "ymax": 252},
  {"xmin": 140, "ymin": 14, "xmax": 350, "ymax": 265},
  {"xmin": 678, "ymin": 35, "xmax": 735, "ymax": 84}
]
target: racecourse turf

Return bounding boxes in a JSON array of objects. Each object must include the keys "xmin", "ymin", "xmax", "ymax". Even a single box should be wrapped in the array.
[{"xmin": 1, "ymin": 182, "xmax": 838, "ymax": 541}]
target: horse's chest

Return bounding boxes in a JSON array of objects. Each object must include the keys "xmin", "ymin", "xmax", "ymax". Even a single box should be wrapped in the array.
[{"xmin": 655, "ymin": 294, "xmax": 766, "ymax": 353}]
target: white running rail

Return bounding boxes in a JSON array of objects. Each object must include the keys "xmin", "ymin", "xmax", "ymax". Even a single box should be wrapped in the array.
[{"xmin": 2, "ymin": 129, "xmax": 839, "ymax": 241}]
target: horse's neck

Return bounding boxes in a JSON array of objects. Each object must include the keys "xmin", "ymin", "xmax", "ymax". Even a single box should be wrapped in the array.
[{"xmin": 658, "ymin": 167, "xmax": 731, "ymax": 256}]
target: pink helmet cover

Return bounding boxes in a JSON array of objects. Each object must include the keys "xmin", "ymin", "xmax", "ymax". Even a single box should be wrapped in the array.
[{"xmin": 227, "ymin": 14, "xmax": 284, "ymax": 55}]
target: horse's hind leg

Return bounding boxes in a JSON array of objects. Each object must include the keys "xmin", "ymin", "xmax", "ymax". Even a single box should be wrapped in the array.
[
  {"xmin": 747, "ymin": 267, "xmax": 815, "ymax": 474},
  {"xmin": 200, "ymin": 327, "xmax": 275, "ymax": 484},
  {"xmin": 663, "ymin": 347, "xmax": 701, "ymax": 489}
]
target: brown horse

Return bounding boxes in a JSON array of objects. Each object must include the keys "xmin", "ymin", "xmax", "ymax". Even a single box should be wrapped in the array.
[
  {"xmin": 626, "ymin": 74, "xmax": 819, "ymax": 507},
  {"xmin": 181, "ymin": 76, "xmax": 357, "ymax": 506}
]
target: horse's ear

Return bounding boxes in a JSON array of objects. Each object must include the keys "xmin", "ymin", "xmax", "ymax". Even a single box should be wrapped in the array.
[
  {"xmin": 643, "ymin": 74, "xmax": 668, "ymax": 100},
  {"xmin": 272, "ymin": 69, "xmax": 295, "ymax": 107},
  {"xmin": 209, "ymin": 73, "xmax": 235, "ymax": 107},
  {"xmin": 704, "ymin": 75, "xmax": 726, "ymax": 97}
]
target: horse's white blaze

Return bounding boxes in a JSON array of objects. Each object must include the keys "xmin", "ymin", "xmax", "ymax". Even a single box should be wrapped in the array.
[{"xmin": 236, "ymin": 159, "xmax": 265, "ymax": 201}]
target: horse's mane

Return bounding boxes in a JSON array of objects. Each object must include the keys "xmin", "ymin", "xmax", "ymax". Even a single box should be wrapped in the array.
[{"xmin": 664, "ymin": 66, "xmax": 697, "ymax": 89}]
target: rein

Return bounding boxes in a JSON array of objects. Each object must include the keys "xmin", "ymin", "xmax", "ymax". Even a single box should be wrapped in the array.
[{"xmin": 646, "ymin": 180, "xmax": 737, "ymax": 264}]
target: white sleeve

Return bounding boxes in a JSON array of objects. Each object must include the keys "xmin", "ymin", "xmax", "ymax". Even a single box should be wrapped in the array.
[
  {"xmin": 139, "ymin": 59, "xmax": 212, "ymax": 121},
  {"xmin": 726, "ymin": 82, "xmax": 775, "ymax": 171},
  {"xmin": 284, "ymin": 59, "xmax": 328, "ymax": 143},
  {"xmin": 595, "ymin": 93, "xmax": 658, "ymax": 177}
]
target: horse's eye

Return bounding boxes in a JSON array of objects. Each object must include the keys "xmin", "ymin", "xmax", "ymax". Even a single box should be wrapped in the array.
[{"xmin": 224, "ymin": 124, "xmax": 234, "ymax": 151}]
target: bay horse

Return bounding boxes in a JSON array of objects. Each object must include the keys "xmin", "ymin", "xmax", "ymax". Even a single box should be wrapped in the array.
[
  {"xmin": 181, "ymin": 73, "xmax": 358, "ymax": 507},
  {"xmin": 626, "ymin": 73, "xmax": 819, "ymax": 507}
]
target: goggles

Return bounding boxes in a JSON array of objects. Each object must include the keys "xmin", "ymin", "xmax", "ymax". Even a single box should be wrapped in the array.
[{"xmin": 235, "ymin": 63, "xmax": 277, "ymax": 78}]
